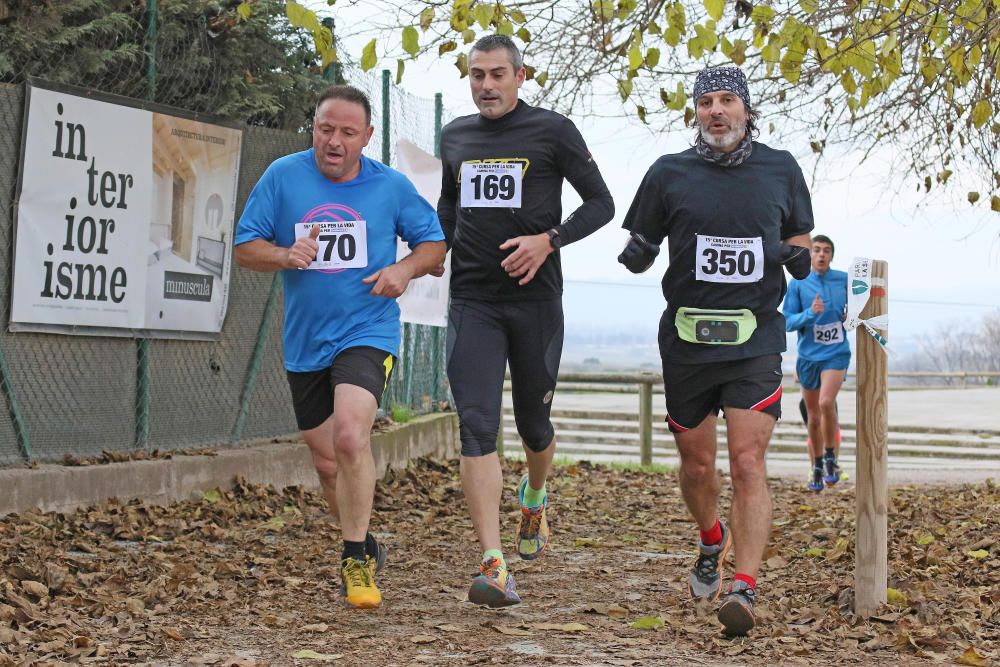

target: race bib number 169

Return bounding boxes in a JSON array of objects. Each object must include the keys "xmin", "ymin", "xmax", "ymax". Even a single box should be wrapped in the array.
[
  {"xmin": 294, "ymin": 221, "xmax": 368, "ymax": 270},
  {"xmin": 460, "ymin": 162, "xmax": 522, "ymax": 208},
  {"xmin": 695, "ymin": 235, "xmax": 764, "ymax": 284}
]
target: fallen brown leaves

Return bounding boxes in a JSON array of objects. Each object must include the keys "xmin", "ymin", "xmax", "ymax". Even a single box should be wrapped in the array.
[{"xmin": 0, "ymin": 458, "xmax": 997, "ymax": 665}]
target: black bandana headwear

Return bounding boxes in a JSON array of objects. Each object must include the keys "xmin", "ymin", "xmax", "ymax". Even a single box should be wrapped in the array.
[
  {"xmin": 693, "ymin": 65, "xmax": 753, "ymax": 167},
  {"xmin": 693, "ymin": 66, "xmax": 751, "ymax": 108}
]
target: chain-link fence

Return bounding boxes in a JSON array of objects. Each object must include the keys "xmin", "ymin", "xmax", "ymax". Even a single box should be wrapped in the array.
[{"xmin": 0, "ymin": 2, "xmax": 451, "ymax": 465}]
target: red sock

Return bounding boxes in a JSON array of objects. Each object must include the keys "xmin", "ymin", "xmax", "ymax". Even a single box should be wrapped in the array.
[
  {"xmin": 734, "ymin": 573, "xmax": 756, "ymax": 590},
  {"xmin": 699, "ymin": 519, "xmax": 722, "ymax": 546}
]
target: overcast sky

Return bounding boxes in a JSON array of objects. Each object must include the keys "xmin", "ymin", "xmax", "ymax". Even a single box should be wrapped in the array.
[{"xmin": 305, "ymin": 2, "xmax": 1000, "ymax": 340}]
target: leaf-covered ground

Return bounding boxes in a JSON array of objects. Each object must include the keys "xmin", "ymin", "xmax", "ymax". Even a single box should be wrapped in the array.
[{"xmin": 2, "ymin": 458, "xmax": 997, "ymax": 666}]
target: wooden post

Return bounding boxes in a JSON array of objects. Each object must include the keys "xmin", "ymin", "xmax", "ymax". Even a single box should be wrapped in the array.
[
  {"xmin": 639, "ymin": 380, "xmax": 653, "ymax": 467},
  {"xmin": 854, "ymin": 260, "xmax": 889, "ymax": 618}
]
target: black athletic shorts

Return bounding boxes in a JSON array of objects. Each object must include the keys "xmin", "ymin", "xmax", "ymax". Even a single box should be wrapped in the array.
[
  {"xmin": 661, "ymin": 353, "xmax": 783, "ymax": 433},
  {"xmin": 446, "ymin": 297, "xmax": 563, "ymax": 457},
  {"xmin": 286, "ymin": 346, "xmax": 396, "ymax": 431}
]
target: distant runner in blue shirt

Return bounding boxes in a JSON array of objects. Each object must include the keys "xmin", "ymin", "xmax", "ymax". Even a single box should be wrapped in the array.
[
  {"xmin": 783, "ymin": 234, "xmax": 849, "ymax": 492},
  {"xmin": 235, "ymin": 85, "xmax": 446, "ymax": 610}
]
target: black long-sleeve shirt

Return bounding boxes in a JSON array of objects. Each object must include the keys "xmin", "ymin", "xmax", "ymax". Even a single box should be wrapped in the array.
[
  {"xmin": 437, "ymin": 101, "xmax": 614, "ymax": 301},
  {"xmin": 622, "ymin": 143, "xmax": 814, "ymax": 362}
]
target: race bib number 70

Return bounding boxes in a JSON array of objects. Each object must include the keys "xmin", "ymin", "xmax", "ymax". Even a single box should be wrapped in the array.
[
  {"xmin": 459, "ymin": 162, "xmax": 522, "ymax": 208},
  {"xmin": 294, "ymin": 221, "xmax": 368, "ymax": 270},
  {"xmin": 695, "ymin": 235, "xmax": 764, "ymax": 284}
]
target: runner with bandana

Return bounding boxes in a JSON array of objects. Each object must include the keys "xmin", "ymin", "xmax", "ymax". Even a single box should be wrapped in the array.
[{"xmin": 617, "ymin": 66, "xmax": 814, "ymax": 636}]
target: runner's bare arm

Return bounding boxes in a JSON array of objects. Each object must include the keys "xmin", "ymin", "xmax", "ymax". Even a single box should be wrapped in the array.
[
  {"xmin": 362, "ymin": 240, "xmax": 447, "ymax": 298},
  {"xmin": 235, "ymin": 225, "xmax": 320, "ymax": 272}
]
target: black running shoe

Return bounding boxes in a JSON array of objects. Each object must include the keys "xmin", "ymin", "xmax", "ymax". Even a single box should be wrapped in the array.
[{"xmin": 718, "ymin": 580, "xmax": 756, "ymax": 636}]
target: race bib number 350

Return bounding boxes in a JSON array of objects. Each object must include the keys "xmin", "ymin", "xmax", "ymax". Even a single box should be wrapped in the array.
[
  {"xmin": 294, "ymin": 221, "xmax": 368, "ymax": 270},
  {"xmin": 695, "ymin": 235, "xmax": 764, "ymax": 284},
  {"xmin": 460, "ymin": 162, "xmax": 522, "ymax": 208},
  {"xmin": 813, "ymin": 321, "xmax": 845, "ymax": 345}
]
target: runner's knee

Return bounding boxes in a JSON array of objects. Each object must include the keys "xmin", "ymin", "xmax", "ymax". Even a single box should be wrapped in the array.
[
  {"xmin": 332, "ymin": 422, "xmax": 369, "ymax": 462},
  {"xmin": 458, "ymin": 407, "xmax": 499, "ymax": 457},
  {"xmin": 818, "ymin": 395, "xmax": 837, "ymax": 414},
  {"xmin": 679, "ymin": 454, "xmax": 716, "ymax": 483},
  {"xmin": 517, "ymin": 422, "xmax": 554, "ymax": 453},
  {"xmin": 729, "ymin": 449, "xmax": 766, "ymax": 484}
]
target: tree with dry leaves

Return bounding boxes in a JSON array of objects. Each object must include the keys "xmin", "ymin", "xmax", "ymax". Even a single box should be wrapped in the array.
[{"xmin": 285, "ymin": 0, "xmax": 999, "ymax": 212}]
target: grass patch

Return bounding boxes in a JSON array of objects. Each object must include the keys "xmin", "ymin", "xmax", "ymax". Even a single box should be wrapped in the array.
[{"xmin": 389, "ymin": 404, "xmax": 414, "ymax": 423}]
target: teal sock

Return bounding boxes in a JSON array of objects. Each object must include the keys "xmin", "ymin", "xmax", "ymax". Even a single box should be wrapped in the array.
[
  {"xmin": 522, "ymin": 480, "xmax": 547, "ymax": 508},
  {"xmin": 483, "ymin": 549, "xmax": 505, "ymax": 568}
]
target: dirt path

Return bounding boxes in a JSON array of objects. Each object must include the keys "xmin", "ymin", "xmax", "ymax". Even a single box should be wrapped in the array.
[{"xmin": 2, "ymin": 459, "xmax": 997, "ymax": 666}]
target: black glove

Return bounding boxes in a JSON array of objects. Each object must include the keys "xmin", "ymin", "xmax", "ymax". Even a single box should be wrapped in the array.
[
  {"xmin": 617, "ymin": 233, "xmax": 660, "ymax": 274},
  {"xmin": 774, "ymin": 243, "xmax": 811, "ymax": 279}
]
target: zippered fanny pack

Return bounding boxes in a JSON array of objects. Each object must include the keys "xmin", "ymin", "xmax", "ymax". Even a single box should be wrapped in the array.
[{"xmin": 675, "ymin": 307, "xmax": 757, "ymax": 345}]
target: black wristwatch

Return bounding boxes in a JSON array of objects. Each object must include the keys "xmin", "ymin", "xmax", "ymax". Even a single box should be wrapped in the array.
[{"xmin": 546, "ymin": 228, "xmax": 563, "ymax": 250}]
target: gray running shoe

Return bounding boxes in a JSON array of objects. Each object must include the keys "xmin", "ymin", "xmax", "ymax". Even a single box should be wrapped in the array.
[
  {"xmin": 718, "ymin": 579, "xmax": 756, "ymax": 636},
  {"xmin": 688, "ymin": 521, "xmax": 732, "ymax": 601}
]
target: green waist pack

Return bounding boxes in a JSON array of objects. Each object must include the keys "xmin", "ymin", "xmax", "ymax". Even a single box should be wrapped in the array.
[{"xmin": 675, "ymin": 307, "xmax": 757, "ymax": 345}]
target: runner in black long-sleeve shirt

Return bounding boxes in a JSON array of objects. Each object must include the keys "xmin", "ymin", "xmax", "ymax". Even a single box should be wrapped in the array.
[{"xmin": 436, "ymin": 34, "xmax": 614, "ymax": 608}]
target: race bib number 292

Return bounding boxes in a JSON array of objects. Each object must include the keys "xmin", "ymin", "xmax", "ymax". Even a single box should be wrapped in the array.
[
  {"xmin": 294, "ymin": 221, "xmax": 368, "ymax": 270},
  {"xmin": 813, "ymin": 321, "xmax": 844, "ymax": 345},
  {"xmin": 695, "ymin": 235, "xmax": 764, "ymax": 284},
  {"xmin": 460, "ymin": 162, "xmax": 522, "ymax": 208}
]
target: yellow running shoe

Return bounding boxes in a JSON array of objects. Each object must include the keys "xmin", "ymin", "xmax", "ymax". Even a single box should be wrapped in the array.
[
  {"xmin": 341, "ymin": 556, "xmax": 382, "ymax": 609},
  {"xmin": 515, "ymin": 475, "xmax": 550, "ymax": 560}
]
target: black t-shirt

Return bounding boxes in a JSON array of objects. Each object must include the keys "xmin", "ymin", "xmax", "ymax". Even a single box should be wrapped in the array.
[
  {"xmin": 437, "ymin": 101, "xmax": 613, "ymax": 301},
  {"xmin": 622, "ymin": 142, "xmax": 814, "ymax": 363}
]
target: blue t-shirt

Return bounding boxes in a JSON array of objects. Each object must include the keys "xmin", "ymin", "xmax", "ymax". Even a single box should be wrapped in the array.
[
  {"xmin": 236, "ymin": 151, "xmax": 444, "ymax": 371},
  {"xmin": 783, "ymin": 268, "xmax": 850, "ymax": 361}
]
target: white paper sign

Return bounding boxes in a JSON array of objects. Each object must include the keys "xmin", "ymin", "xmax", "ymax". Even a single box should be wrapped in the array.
[
  {"xmin": 294, "ymin": 220, "xmax": 368, "ymax": 270},
  {"xmin": 845, "ymin": 256, "xmax": 890, "ymax": 353},
  {"xmin": 695, "ymin": 235, "xmax": 764, "ymax": 283},
  {"xmin": 844, "ymin": 256, "xmax": 872, "ymax": 332},
  {"xmin": 395, "ymin": 140, "xmax": 450, "ymax": 328},
  {"xmin": 459, "ymin": 161, "xmax": 522, "ymax": 208}
]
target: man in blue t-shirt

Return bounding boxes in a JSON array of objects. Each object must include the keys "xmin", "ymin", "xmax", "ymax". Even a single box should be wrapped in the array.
[
  {"xmin": 784, "ymin": 235, "xmax": 849, "ymax": 491},
  {"xmin": 235, "ymin": 85, "xmax": 446, "ymax": 609}
]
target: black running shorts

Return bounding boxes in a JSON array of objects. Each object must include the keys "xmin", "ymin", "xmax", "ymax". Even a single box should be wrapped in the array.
[
  {"xmin": 446, "ymin": 297, "xmax": 563, "ymax": 457},
  {"xmin": 286, "ymin": 346, "xmax": 396, "ymax": 431},
  {"xmin": 661, "ymin": 353, "xmax": 783, "ymax": 433}
]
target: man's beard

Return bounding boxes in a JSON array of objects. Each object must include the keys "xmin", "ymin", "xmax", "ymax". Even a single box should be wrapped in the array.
[{"xmin": 699, "ymin": 120, "xmax": 747, "ymax": 150}]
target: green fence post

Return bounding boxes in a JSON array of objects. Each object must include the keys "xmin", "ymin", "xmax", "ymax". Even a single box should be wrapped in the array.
[
  {"xmin": 232, "ymin": 274, "xmax": 282, "ymax": 441},
  {"xmin": 381, "ymin": 69, "xmax": 391, "ymax": 165},
  {"xmin": 430, "ymin": 92, "xmax": 444, "ymax": 403},
  {"xmin": 0, "ymin": 349, "xmax": 30, "ymax": 460},
  {"xmin": 320, "ymin": 18, "xmax": 343, "ymax": 84},
  {"xmin": 136, "ymin": 0, "xmax": 158, "ymax": 449},
  {"xmin": 434, "ymin": 93, "xmax": 443, "ymax": 156},
  {"xmin": 145, "ymin": 0, "xmax": 157, "ymax": 98}
]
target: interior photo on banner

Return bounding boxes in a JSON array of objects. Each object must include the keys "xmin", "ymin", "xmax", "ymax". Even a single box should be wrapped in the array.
[{"xmin": 10, "ymin": 81, "xmax": 242, "ymax": 339}]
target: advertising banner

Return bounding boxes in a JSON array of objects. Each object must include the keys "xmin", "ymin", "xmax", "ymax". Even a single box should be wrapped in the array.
[
  {"xmin": 394, "ymin": 139, "xmax": 450, "ymax": 328},
  {"xmin": 10, "ymin": 82, "xmax": 242, "ymax": 338}
]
